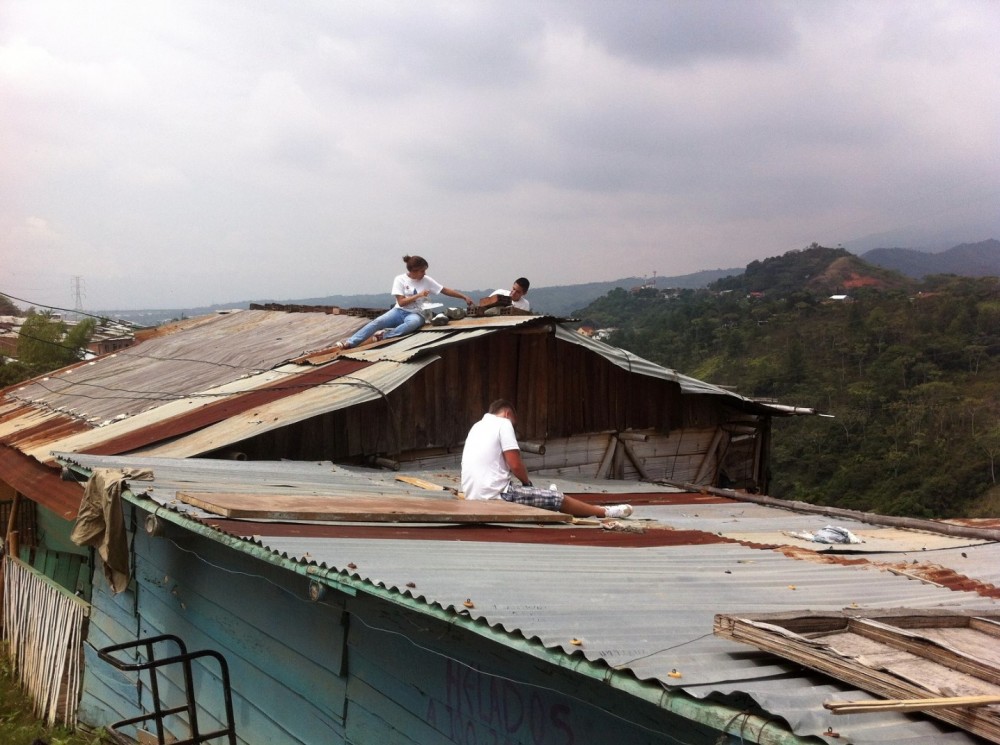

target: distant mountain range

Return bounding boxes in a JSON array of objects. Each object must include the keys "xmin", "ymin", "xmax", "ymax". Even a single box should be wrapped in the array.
[
  {"xmin": 90, "ymin": 238, "xmax": 998, "ymax": 326},
  {"xmin": 96, "ymin": 268, "xmax": 742, "ymax": 325},
  {"xmin": 860, "ymin": 239, "xmax": 1000, "ymax": 279}
]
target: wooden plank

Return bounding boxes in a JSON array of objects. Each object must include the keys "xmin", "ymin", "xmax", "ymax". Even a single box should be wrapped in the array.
[
  {"xmin": 177, "ymin": 492, "xmax": 571, "ymax": 523},
  {"xmin": 715, "ymin": 611, "xmax": 1000, "ymax": 743},
  {"xmin": 394, "ymin": 475, "xmax": 448, "ymax": 492},
  {"xmin": 826, "ymin": 694, "xmax": 1000, "ymax": 714},
  {"xmin": 595, "ymin": 435, "xmax": 617, "ymax": 479},
  {"xmin": 849, "ymin": 618, "xmax": 1000, "ymax": 686},
  {"xmin": 971, "ymin": 617, "xmax": 1000, "ymax": 639}
]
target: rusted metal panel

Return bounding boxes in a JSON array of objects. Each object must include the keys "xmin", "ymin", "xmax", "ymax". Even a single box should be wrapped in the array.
[
  {"xmin": 134, "ymin": 356, "xmax": 437, "ymax": 458},
  {"xmin": 0, "ymin": 445, "xmax": 82, "ymax": 519},
  {"xmin": 0, "ymin": 409, "xmax": 91, "ymax": 450},
  {"xmin": 3, "ymin": 309, "xmax": 775, "ymax": 501},
  {"xmin": 7, "ymin": 310, "xmax": 368, "ymax": 425},
  {"xmin": 80, "ymin": 359, "xmax": 372, "ymax": 456}
]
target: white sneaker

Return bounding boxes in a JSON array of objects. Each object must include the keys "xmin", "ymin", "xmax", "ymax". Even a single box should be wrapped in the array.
[{"xmin": 604, "ymin": 504, "xmax": 633, "ymax": 519}]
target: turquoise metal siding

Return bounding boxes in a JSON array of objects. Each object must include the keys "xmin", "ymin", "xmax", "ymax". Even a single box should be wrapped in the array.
[
  {"xmin": 79, "ymin": 503, "xmax": 349, "ymax": 744},
  {"xmin": 344, "ymin": 594, "xmax": 707, "ymax": 745},
  {"xmin": 78, "ymin": 504, "xmax": 718, "ymax": 744}
]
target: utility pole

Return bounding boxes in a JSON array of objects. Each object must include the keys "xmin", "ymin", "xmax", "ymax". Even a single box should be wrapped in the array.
[{"xmin": 71, "ymin": 276, "xmax": 86, "ymax": 316}]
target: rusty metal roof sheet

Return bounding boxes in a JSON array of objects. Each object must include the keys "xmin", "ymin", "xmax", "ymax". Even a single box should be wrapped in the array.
[
  {"xmin": 0, "ymin": 445, "xmax": 84, "ymax": 519},
  {"xmin": 6, "ymin": 310, "xmax": 369, "ymax": 423},
  {"xmin": 132, "ymin": 355, "xmax": 440, "ymax": 458},
  {"xmin": 58, "ymin": 453, "xmax": 1000, "ymax": 744},
  {"xmin": 3, "ymin": 309, "xmax": 790, "ymax": 470},
  {"xmin": 3, "ymin": 308, "xmax": 817, "ymax": 523}
]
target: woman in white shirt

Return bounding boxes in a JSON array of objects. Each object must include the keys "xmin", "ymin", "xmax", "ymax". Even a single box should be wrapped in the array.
[{"xmin": 335, "ymin": 255, "xmax": 473, "ymax": 349}]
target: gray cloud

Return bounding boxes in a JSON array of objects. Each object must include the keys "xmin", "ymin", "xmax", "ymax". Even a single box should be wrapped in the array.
[{"xmin": 1, "ymin": 1, "xmax": 998, "ymax": 311}]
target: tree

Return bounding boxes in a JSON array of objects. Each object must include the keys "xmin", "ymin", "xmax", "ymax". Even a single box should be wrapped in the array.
[
  {"xmin": 574, "ymin": 258, "xmax": 1000, "ymax": 518},
  {"xmin": 16, "ymin": 312, "xmax": 96, "ymax": 375},
  {"xmin": 0, "ymin": 294, "xmax": 21, "ymax": 316}
]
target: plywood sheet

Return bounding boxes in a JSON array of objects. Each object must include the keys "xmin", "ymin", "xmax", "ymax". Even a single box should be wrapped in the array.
[{"xmin": 177, "ymin": 491, "xmax": 570, "ymax": 524}]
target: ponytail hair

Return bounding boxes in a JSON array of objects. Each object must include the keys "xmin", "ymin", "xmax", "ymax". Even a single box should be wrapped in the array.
[{"xmin": 404, "ymin": 255, "xmax": 428, "ymax": 271}]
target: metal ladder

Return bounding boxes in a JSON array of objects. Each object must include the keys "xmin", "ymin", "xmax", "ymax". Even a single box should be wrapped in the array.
[{"xmin": 98, "ymin": 634, "xmax": 237, "ymax": 744}]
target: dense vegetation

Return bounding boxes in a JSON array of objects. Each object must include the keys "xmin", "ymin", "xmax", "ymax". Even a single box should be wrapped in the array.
[
  {"xmin": 0, "ymin": 657, "xmax": 111, "ymax": 744},
  {"xmin": 579, "ymin": 246, "xmax": 1000, "ymax": 518},
  {"xmin": 0, "ymin": 302, "xmax": 96, "ymax": 388}
]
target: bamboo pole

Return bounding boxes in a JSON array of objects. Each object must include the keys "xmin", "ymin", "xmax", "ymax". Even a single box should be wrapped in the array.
[
  {"xmin": 826, "ymin": 694, "xmax": 1000, "ymax": 714},
  {"xmin": 1, "ymin": 557, "xmax": 85, "ymax": 727},
  {"xmin": 4, "ymin": 492, "xmax": 19, "ymax": 544}
]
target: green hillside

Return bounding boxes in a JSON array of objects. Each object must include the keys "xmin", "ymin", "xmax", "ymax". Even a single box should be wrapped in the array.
[{"xmin": 579, "ymin": 246, "xmax": 1000, "ymax": 518}]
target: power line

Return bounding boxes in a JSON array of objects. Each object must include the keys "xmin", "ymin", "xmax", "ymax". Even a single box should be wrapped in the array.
[{"xmin": 0, "ymin": 289, "xmax": 131, "ymax": 325}]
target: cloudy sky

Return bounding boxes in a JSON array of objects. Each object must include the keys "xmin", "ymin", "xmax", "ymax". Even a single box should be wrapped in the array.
[{"xmin": 2, "ymin": 1, "xmax": 998, "ymax": 311}]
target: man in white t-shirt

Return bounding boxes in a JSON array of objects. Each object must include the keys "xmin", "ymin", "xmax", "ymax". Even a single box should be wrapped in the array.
[
  {"xmin": 486, "ymin": 278, "xmax": 531, "ymax": 311},
  {"xmin": 461, "ymin": 399, "xmax": 633, "ymax": 519}
]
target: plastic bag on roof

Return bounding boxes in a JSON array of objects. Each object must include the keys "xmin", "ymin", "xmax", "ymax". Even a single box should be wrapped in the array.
[{"xmin": 787, "ymin": 525, "xmax": 864, "ymax": 544}]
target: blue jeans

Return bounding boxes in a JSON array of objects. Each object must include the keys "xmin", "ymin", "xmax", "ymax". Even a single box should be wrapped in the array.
[{"xmin": 346, "ymin": 306, "xmax": 425, "ymax": 347}]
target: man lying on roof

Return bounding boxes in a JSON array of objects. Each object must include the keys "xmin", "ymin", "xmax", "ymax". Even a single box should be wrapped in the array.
[{"xmin": 480, "ymin": 277, "xmax": 531, "ymax": 313}]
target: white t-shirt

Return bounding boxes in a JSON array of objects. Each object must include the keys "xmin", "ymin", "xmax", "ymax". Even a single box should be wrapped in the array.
[
  {"xmin": 461, "ymin": 413, "xmax": 520, "ymax": 500},
  {"xmin": 392, "ymin": 273, "xmax": 444, "ymax": 313},
  {"xmin": 491, "ymin": 288, "xmax": 530, "ymax": 311}
]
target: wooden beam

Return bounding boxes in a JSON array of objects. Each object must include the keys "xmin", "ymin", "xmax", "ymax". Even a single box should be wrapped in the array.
[
  {"xmin": 663, "ymin": 481, "xmax": 1000, "ymax": 542},
  {"xmin": 849, "ymin": 618, "xmax": 1000, "ymax": 686},
  {"xmin": 693, "ymin": 428, "xmax": 725, "ymax": 485},
  {"xmin": 619, "ymin": 439, "xmax": 651, "ymax": 481},
  {"xmin": 826, "ymin": 694, "xmax": 1000, "ymax": 714},
  {"xmin": 595, "ymin": 435, "xmax": 617, "ymax": 479},
  {"xmin": 394, "ymin": 475, "xmax": 448, "ymax": 492},
  {"xmin": 177, "ymin": 491, "xmax": 571, "ymax": 524},
  {"xmin": 716, "ymin": 612, "xmax": 1000, "ymax": 744}
]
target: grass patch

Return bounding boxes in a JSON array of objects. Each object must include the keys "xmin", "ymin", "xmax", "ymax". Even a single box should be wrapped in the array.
[{"xmin": 0, "ymin": 655, "xmax": 113, "ymax": 745}]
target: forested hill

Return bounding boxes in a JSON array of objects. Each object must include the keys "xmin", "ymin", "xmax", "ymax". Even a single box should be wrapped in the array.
[
  {"xmin": 578, "ymin": 245, "xmax": 1000, "ymax": 519},
  {"xmin": 863, "ymin": 239, "xmax": 1000, "ymax": 279}
]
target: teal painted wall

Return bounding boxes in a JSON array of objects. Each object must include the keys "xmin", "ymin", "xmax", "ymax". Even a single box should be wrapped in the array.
[
  {"xmin": 344, "ymin": 594, "xmax": 716, "ymax": 745},
  {"xmin": 32, "ymin": 503, "xmax": 92, "ymax": 596},
  {"xmin": 78, "ymin": 504, "xmax": 724, "ymax": 745},
  {"xmin": 79, "ymin": 503, "xmax": 349, "ymax": 744}
]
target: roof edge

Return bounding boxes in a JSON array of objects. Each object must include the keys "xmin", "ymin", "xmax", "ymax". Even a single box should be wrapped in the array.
[{"xmin": 124, "ymin": 490, "xmax": 815, "ymax": 744}]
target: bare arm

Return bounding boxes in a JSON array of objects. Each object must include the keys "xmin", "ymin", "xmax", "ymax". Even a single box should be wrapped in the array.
[
  {"xmin": 441, "ymin": 287, "xmax": 474, "ymax": 307},
  {"xmin": 502, "ymin": 449, "xmax": 532, "ymax": 486}
]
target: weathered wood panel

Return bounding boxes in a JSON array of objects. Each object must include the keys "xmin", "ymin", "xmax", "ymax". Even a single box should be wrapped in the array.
[{"xmin": 227, "ymin": 327, "xmax": 690, "ymax": 464}]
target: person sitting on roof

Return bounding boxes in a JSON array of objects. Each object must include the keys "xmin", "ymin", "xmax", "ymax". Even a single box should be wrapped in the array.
[
  {"xmin": 461, "ymin": 399, "xmax": 633, "ymax": 519},
  {"xmin": 334, "ymin": 255, "xmax": 473, "ymax": 350},
  {"xmin": 481, "ymin": 277, "xmax": 531, "ymax": 312}
]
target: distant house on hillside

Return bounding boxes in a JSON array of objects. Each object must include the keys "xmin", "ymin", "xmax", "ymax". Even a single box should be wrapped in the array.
[{"xmin": 84, "ymin": 320, "xmax": 136, "ymax": 357}]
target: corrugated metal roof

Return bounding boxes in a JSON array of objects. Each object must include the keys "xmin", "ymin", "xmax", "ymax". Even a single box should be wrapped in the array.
[
  {"xmin": 552, "ymin": 325, "xmax": 820, "ymax": 415},
  {"xmin": 335, "ymin": 315, "xmax": 550, "ymax": 363},
  {"xmin": 58, "ymin": 453, "xmax": 1000, "ymax": 745},
  {"xmin": 3, "ymin": 310, "xmax": 799, "ymax": 470},
  {"xmin": 0, "ymin": 444, "xmax": 85, "ymax": 519},
  {"xmin": 131, "ymin": 355, "xmax": 438, "ymax": 458},
  {"xmin": 7, "ymin": 310, "xmax": 368, "ymax": 422}
]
